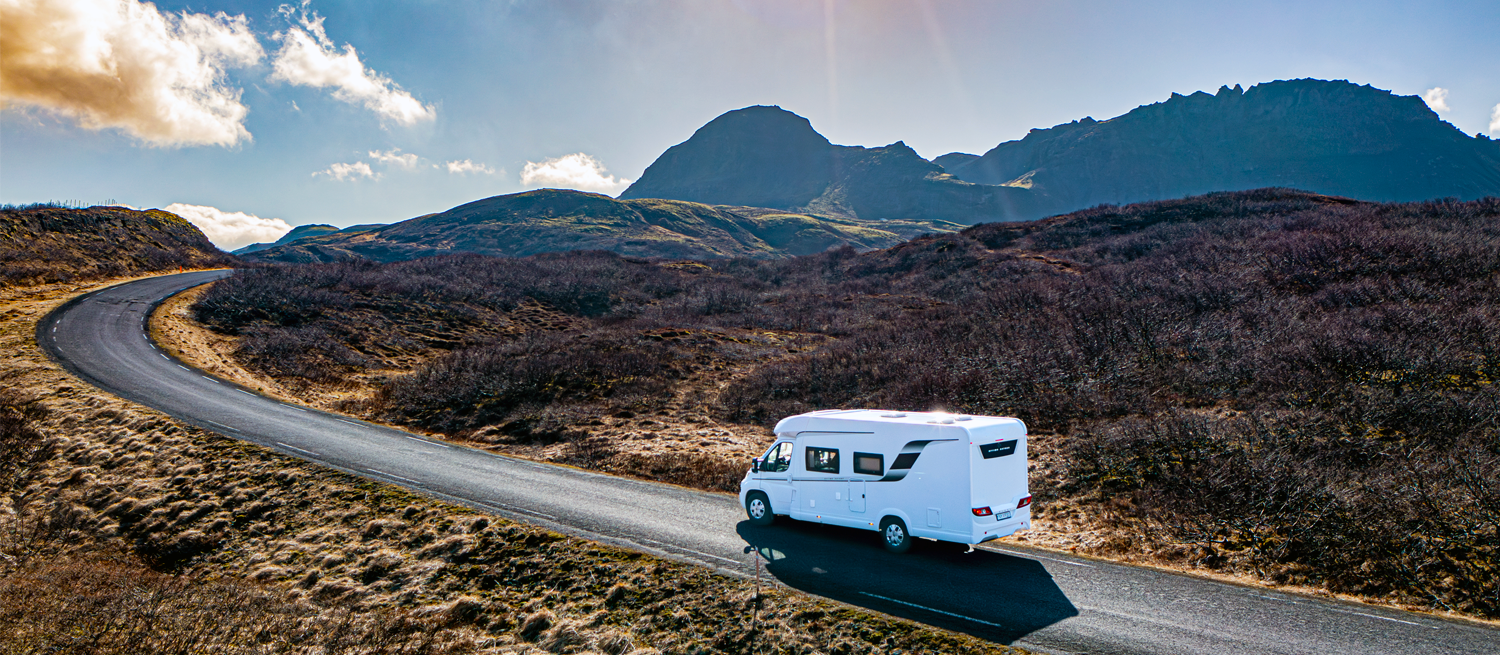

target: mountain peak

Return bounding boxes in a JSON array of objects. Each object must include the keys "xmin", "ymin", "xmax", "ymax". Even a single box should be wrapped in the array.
[{"xmin": 619, "ymin": 106, "xmax": 837, "ymax": 208}]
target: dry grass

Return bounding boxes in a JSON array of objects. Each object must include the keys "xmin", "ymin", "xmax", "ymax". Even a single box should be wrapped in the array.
[{"xmin": 1, "ymin": 276, "xmax": 1027, "ymax": 654}]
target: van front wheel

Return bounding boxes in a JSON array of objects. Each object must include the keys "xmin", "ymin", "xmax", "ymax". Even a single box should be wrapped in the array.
[
  {"xmin": 745, "ymin": 492, "xmax": 775, "ymax": 526},
  {"xmin": 880, "ymin": 517, "xmax": 912, "ymax": 553}
]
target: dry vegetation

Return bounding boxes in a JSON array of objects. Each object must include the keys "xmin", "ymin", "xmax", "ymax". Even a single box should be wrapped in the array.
[
  {"xmin": 0, "ymin": 204, "xmax": 236, "ymax": 286},
  {"xmin": 183, "ymin": 189, "xmax": 1500, "ymax": 619},
  {"xmin": 3, "ymin": 278, "xmax": 1024, "ymax": 654}
]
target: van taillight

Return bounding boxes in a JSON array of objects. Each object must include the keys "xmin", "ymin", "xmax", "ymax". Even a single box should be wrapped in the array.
[
  {"xmin": 1016, "ymin": 495, "xmax": 1033, "ymax": 509},
  {"xmin": 972, "ymin": 507, "xmax": 992, "ymax": 516}
]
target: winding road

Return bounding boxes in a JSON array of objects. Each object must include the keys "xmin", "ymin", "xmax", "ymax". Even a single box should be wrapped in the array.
[{"xmin": 40, "ymin": 270, "xmax": 1500, "ymax": 655}]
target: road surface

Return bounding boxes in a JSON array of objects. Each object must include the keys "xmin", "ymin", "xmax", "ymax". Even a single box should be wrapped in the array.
[{"xmin": 39, "ymin": 271, "xmax": 1500, "ymax": 655}]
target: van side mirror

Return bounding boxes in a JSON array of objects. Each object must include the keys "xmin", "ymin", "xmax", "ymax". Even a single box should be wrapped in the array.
[{"xmin": 751, "ymin": 458, "xmax": 762, "ymax": 473}]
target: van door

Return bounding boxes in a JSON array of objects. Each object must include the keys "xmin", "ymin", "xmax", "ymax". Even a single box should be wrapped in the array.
[
  {"xmin": 848, "ymin": 480, "xmax": 866, "ymax": 513},
  {"xmin": 755, "ymin": 441, "xmax": 795, "ymax": 515}
]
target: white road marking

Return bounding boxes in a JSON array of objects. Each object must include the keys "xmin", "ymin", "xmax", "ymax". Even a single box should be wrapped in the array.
[
  {"xmin": 989, "ymin": 548, "xmax": 1095, "ymax": 567},
  {"xmin": 280, "ymin": 404, "xmax": 308, "ymax": 412},
  {"xmin": 161, "ymin": 353, "xmax": 169, "ymax": 359},
  {"xmin": 478, "ymin": 502, "xmax": 558, "ymax": 521},
  {"xmin": 236, "ymin": 389, "xmax": 256, "ymax": 397},
  {"xmin": 859, "ymin": 592, "xmax": 1007, "ymax": 628},
  {"xmin": 405, "ymin": 436, "xmax": 450, "ymax": 448},
  {"xmin": 201, "ymin": 376, "xmax": 219, "ymax": 384},
  {"xmin": 367, "ymin": 468, "xmax": 422, "ymax": 485},
  {"xmin": 177, "ymin": 365, "xmax": 189, "ymax": 371},
  {"xmin": 637, "ymin": 537, "xmax": 742, "ymax": 566},
  {"xmin": 203, "ymin": 419, "xmax": 239, "ymax": 433},
  {"xmin": 337, "ymin": 418, "xmax": 361, "ymax": 427},
  {"xmin": 1249, "ymin": 594, "xmax": 1433, "ymax": 628},
  {"xmin": 276, "ymin": 442, "xmax": 320, "ymax": 457}
]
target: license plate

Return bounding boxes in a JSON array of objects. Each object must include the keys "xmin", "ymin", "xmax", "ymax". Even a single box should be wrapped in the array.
[{"xmin": 995, "ymin": 510, "xmax": 1013, "ymax": 521}]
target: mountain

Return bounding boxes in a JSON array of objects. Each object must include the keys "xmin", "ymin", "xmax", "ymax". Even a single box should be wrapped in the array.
[
  {"xmin": 233, "ymin": 223, "xmax": 385, "ymax": 254},
  {"xmin": 242, "ymin": 189, "xmax": 960, "ymax": 264},
  {"xmin": 944, "ymin": 79, "xmax": 1500, "ymax": 211},
  {"xmin": 622, "ymin": 81, "xmax": 1500, "ymax": 224},
  {"xmin": 618, "ymin": 106, "xmax": 1038, "ymax": 223},
  {"xmin": 1, "ymin": 204, "xmax": 236, "ymax": 285}
]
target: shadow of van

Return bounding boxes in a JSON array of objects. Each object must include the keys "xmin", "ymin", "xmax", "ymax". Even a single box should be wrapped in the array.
[{"xmin": 736, "ymin": 520, "xmax": 1078, "ymax": 644}]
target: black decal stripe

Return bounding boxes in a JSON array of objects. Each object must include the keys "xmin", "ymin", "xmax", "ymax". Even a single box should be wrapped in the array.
[
  {"xmin": 877, "ymin": 439, "xmax": 958, "ymax": 482},
  {"xmin": 891, "ymin": 452, "xmax": 920, "ymax": 470}
]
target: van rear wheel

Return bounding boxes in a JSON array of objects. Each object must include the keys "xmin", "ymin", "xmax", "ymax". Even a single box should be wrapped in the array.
[
  {"xmin": 745, "ymin": 492, "xmax": 774, "ymax": 526},
  {"xmin": 880, "ymin": 517, "xmax": 912, "ymax": 553}
]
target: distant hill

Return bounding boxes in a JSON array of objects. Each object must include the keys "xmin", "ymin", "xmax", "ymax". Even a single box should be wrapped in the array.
[
  {"xmin": 243, "ymin": 189, "xmax": 960, "ymax": 264},
  {"xmin": 622, "ymin": 80, "xmax": 1500, "ymax": 224},
  {"xmin": 0, "ymin": 204, "xmax": 235, "ymax": 285},
  {"xmin": 233, "ymin": 223, "xmax": 385, "ymax": 254},
  {"xmin": 618, "ymin": 106, "xmax": 1037, "ymax": 223}
]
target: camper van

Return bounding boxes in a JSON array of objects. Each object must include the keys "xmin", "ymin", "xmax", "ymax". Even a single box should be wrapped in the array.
[{"xmin": 738, "ymin": 409, "xmax": 1031, "ymax": 553}]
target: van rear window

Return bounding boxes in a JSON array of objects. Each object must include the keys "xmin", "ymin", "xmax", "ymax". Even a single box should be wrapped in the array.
[
  {"xmin": 980, "ymin": 440, "xmax": 1018, "ymax": 459},
  {"xmin": 853, "ymin": 452, "xmax": 883, "ymax": 475},
  {"xmin": 806, "ymin": 447, "xmax": 839, "ymax": 473}
]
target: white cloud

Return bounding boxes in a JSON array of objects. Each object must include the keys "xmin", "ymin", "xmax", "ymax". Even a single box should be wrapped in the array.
[
  {"xmin": 314, "ymin": 161, "xmax": 377, "ymax": 181},
  {"xmin": 520, "ymin": 153, "xmax": 632, "ymax": 195},
  {"xmin": 0, "ymin": 0, "xmax": 263, "ymax": 147},
  {"xmin": 1491, "ymin": 103, "xmax": 1500, "ymax": 136},
  {"xmin": 1421, "ymin": 87, "xmax": 1450, "ymax": 113},
  {"xmin": 269, "ymin": 3, "xmax": 434, "ymax": 125},
  {"xmin": 444, "ymin": 159, "xmax": 497, "ymax": 175},
  {"xmin": 164, "ymin": 203, "xmax": 292, "ymax": 250},
  {"xmin": 370, "ymin": 148, "xmax": 419, "ymax": 169}
]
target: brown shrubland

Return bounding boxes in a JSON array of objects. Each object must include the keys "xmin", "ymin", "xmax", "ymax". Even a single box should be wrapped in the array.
[{"xmin": 191, "ymin": 189, "xmax": 1500, "ymax": 618}]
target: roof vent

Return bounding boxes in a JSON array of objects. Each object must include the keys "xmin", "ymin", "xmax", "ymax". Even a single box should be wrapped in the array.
[
  {"xmin": 954, "ymin": 416, "xmax": 973, "ymax": 421},
  {"xmin": 880, "ymin": 412, "xmax": 907, "ymax": 418},
  {"xmin": 928, "ymin": 418, "xmax": 955, "ymax": 425}
]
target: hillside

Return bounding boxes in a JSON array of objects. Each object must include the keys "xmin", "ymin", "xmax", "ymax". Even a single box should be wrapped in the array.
[
  {"xmin": 623, "ymin": 80, "xmax": 1500, "ymax": 224},
  {"xmin": 0, "ymin": 204, "xmax": 235, "ymax": 285},
  {"xmin": 943, "ymin": 79, "xmax": 1500, "ymax": 210},
  {"xmin": 619, "ymin": 105, "xmax": 1037, "ymax": 223},
  {"xmin": 232, "ymin": 223, "xmax": 386, "ymax": 255},
  {"xmin": 244, "ymin": 189, "xmax": 960, "ymax": 263},
  {"xmin": 193, "ymin": 188, "xmax": 1500, "ymax": 618}
]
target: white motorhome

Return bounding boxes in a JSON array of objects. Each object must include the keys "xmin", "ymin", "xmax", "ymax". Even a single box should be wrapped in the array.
[{"xmin": 738, "ymin": 409, "xmax": 1031, "ymax": 553}]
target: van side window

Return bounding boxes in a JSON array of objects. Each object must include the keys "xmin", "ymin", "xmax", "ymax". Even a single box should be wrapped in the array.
[
  {"xmin": 762, "ymin": 442, "xmax": 793, "ymax": 473},
  {"xmin": 806, "ymin": 447, "xmax": 839, "ymax": 474},
  {"xmin": 853, "ymin": 452, "xmax": 884, "ymax": 476}
]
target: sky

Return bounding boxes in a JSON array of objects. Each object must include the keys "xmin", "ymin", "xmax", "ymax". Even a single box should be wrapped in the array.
[{"xmin": 3, "ymin": 0, "xmax": 1498, "ymax": 250}]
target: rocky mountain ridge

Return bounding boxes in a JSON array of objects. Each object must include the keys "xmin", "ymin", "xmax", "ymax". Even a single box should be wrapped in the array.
[{"xmin": 622, "ymin": 79, "xmax": 1500, "ymax": 224}]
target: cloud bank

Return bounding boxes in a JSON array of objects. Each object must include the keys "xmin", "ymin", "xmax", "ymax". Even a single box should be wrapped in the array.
[
  {"xmin": 270, "ymin": 3, "xmax": 434, "ymax": 125},
  {"xmin": 520, "ymin": 153, "xmax": 632, "ymax": 195},
  {"xmin": 164, "ymin": 203, "xmax": 292, "ymax": 250},
  {"xmin": 370, "ymin": 148, "xmax": 419, "ymax": 169},
  {"xmin": 315, "ymin": 161, "xmax": 377, "ymax": 181},
  {"xmin": 0, "ymin": 0, "xmax": 263, "ymax": 146},
  {"xmin": 444, "ymin": 159, "xmax": 496, "ymax": 175},
  {"xmin": 1422, "ymin": 87, "xmax": 1450, "ymax": 112},
  {"xmin": 1491, "ymin": 103, "xmax": 1500, "ymax": 136}
]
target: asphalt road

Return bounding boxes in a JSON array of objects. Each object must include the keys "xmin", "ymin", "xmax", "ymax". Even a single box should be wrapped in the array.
[{"xmin": 39, "ymin": 270, "xmax": 1500, "ymax": 655}]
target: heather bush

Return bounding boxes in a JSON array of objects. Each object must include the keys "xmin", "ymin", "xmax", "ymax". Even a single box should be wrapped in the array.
[{"xmin": 195, "ymin": 189, "xmax": 1500, "ymax": 615}]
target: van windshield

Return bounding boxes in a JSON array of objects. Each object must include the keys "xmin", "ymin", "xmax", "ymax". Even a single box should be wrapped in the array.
[{"xmin": 760, "ymin": 442, "xmax": 792, "ymax": 473}]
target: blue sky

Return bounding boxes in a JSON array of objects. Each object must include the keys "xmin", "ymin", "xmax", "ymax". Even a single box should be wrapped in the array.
[{"xmin": 3, "ymin": 0, "xmax": 1497, "ymax": 249}]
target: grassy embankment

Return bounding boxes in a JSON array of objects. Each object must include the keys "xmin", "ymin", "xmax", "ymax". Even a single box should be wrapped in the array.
[{"xmin": 175, "ymin": 189, "xmax": 1500, "ymax": 620}]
